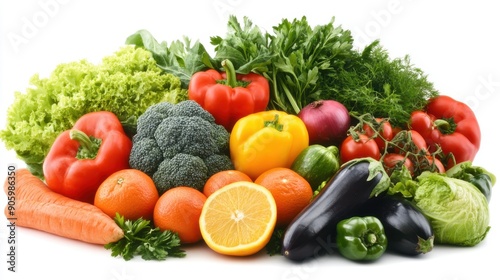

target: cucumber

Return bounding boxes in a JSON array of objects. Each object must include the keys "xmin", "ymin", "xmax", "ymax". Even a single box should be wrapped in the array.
[
  {"xmin": 281, "ymin": 158, "xmax": 390, "ymax": 262},
  {"xmin": 290, "ymin": 144, "xmax": 340, "ymax": 191}
]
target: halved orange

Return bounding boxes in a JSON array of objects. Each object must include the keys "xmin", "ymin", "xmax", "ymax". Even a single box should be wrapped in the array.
[{"xmin": 199, "ymin": 181, "xmax": 277, "ymax": 256}]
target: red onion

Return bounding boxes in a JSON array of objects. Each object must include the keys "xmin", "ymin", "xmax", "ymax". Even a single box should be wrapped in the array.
[{"xmin": 298, "ymin": 100, "xmax": 350, "ymax": 146}]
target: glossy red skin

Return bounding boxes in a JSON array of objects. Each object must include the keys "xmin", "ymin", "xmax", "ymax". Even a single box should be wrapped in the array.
[
  {"xmin": 298, "ymin": 100, "xmax": 351, "ymax": 146},
  {"xmin": 382, "ymin": 153, "xmax": 414, "ymax": 176},
  {"xmin": 363, "ymin": 118, "xmax": 393, "ymax": 151},
  {"xmin": 392, "ymin": 129, "xmax": 429, "ymax": 155},
  {"xmin": 340, "ymin": 134, "xmax": 381, "ymax": 164},
  {"xmin": 409, "ymin": 111, "xmax": 434, "ymax": 145},
  {"xmin": 409, "ymin": 95, "xmax": 481, "ymax": 167},
  {"xmin": 43, "ymin": 112, "xmax": 132, "ymax": 203},
  {"xmin": 188, "ymin": 69, "xmax": 269, "ymax": 131},
  {"xmin": 425, "ymin": 156, "xmax": 446, "ymax": 173},
  {"xmin": 409, "ymin": 130, "xmax": 429, "ymax": 153}
]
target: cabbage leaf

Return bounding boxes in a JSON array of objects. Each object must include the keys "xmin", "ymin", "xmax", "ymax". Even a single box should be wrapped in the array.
[{"xmin": 414, "ymin": 172, "xmax": 490, "ymax": 246}]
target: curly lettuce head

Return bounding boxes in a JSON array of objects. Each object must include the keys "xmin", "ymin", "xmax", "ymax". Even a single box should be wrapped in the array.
[
  {"xmin": 0, "ymin": 45, "xmax": 187, "ymax": 177},
  {"xmin": 414, "ymin": 172, "xmax": 490, "ymax": 246}
]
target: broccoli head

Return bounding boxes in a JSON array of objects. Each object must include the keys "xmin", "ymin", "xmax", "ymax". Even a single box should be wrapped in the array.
[{"xmin": 129, "ymin": 100, "xmax": 234, "ymax": 194}]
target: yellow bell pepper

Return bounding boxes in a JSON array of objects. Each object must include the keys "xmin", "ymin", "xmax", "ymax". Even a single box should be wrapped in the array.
[{"xmin": 230, "ymin": 110, "xmax": 309, "ymax": 180}]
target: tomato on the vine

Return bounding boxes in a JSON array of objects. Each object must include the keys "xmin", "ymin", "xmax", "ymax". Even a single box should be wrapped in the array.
[
  {"xmin": 363, "ymin": 118, "xmax": 393, "ymax": 151},
  {"xmin": 382, "ymin": 153, "xmax": 414, "ymax": 176},
  {"xmin": 392, "ymin": 129, "xmax": 429, "ymax": 155},
  {"xmin": 340, "ymin": 134, "xmax": 381, "ymax": 163},
  {"xmin": 424, "ymin": 156, "xmax": 446, "ymax": 173},
  {"xmin": 408, "ymin": 111, "xmax": 434, "ymax": 144}
]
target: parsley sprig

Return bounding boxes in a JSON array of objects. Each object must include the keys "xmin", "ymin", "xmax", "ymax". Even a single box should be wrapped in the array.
[
  {"xmin": 105, "ymin": 214, "xmax": 186, "ymax": 261},
  {"xmin": 265, "ymin": 227, "xmax": 285, "ymax": 256},
  {"xmin": 211, "ymin": 16, "xmax": 438, "ymax": 127},
  {"xmin": 128, "ymin": 15, "xmax": 438, "ymax": 128}
]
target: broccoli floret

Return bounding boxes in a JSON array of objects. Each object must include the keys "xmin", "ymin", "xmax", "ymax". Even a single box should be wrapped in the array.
[
  {"xmin": 167, "ymin": 99, "xmax": 215, "ymax": 123},
  {"xmin": 135, "ymin": 102, "xmax": 174, "ymax": 140},
  {"xmin": 152, "ymin": 153, "xmax": 208, "ymax": 194},
  {"xmin": 211, "ymin": 123, "xmax": 230, "ymax": 154},
  {"xmin": 128, "ymin": 100, "xmax": 234, "ymax": 195},
  {"xmin": 204, "ymin": 154, "xmax": 234, "ymax": 176},
  {"xmin": 154, "ymin": 116, "xmax": 218, "ymax": 159},
  {"xmin": 129, "ymin": 138, "xmax": 163, "ymax": 177}
]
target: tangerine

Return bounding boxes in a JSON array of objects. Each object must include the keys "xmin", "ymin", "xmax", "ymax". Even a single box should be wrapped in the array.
[
  {"xmin": 154, "ymin": 186, "xmax": 207, "ymax": 244},
  {"xmin": 254, "ymin": 167, "xmax": 312, "ymax": 226},
  {"xmin": 203, "ymin": 170, "xmax": 252, "ymax": 197},
  {"xmin": 94, "ymin": 169, "xmax": 159, "ymax": 221}
]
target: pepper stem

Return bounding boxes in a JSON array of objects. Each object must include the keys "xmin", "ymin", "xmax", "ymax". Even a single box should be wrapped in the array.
[
  {"xmin": 70, "ymin": 129, "xmax": 102, "ymax": 160},
  {"xmin": 364, "ymin": 233, "xmax": 378, "ymax": 246},
  {"xmin": 264, "ymin": 114, "xmax": 284, "ymax": 132},
  {"xmin": 434, "ymin": 119, "xmax": 450, "ymax": 130},
  {"xmin": 221, "ymin": 59, "xmax": 237, "ymax": 88},
  {"xmin": 434, "ymin": 118, "xmax": 456, "ymax": 134}
]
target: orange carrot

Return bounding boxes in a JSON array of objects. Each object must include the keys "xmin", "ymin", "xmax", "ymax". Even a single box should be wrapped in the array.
[{"xmin": 4, "ymin": 169, "xmax": 124, "ymax": 245}]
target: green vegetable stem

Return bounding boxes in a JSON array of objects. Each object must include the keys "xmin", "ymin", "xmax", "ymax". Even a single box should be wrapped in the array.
[{"xmin": 336, "ymin": 216, "xmax": 388, "ymax": 261}]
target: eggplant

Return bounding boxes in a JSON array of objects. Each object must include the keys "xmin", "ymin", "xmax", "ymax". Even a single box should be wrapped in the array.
[
  {"xmin": 356, "ymin": 194, "xmax": 434, "ymax": 256},
  {"xmin": 281, "ymin": 158, "xmax": 390, "ymax": 262}
]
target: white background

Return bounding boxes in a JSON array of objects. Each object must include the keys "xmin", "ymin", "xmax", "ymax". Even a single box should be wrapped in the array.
[{"xmin": 1, "ymin": 1, "xmax": 499, "ymax": 279}]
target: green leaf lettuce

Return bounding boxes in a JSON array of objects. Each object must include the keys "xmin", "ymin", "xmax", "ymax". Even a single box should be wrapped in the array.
[{"xmin": 1, "ymin": 45, "xmax": 187, "ymax": 177}]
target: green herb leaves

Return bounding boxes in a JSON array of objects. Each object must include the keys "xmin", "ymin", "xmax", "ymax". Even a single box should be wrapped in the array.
[
  {"xmin": 126, "ymin": 30, "xmax": 214, "ymax": 88},
  {"xmin": 265, "ymin": 228, "xmax": 285, "ymax": 256},
  {"xmin": 105, "ymin": 214, "xmax": 185, "ymax": 261},
  {"xmin": 266, "ymin": 16, "xmax": 354, "ymax": 114},
  {"xmin": 212, "ymin": 16, "xmax": 438, "ymax": 126},
  {"xmin": 128, "ymin": 15, "xmax": 438, "ymax": 127},
  {"xmin": 211, "ymin": 16, "xmax": 275, "ymax": 74}
]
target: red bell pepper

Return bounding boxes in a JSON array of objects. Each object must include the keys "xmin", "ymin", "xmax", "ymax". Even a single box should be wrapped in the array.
[
  {"xmin": 188, "ymin": 59, "xmax": 270, "ymax": 131},
  {"xmin": 409, "ymin": 95, "xmax": 481, "ymax": 168},
  {"xmin": 43, "ymin": 111, "xmax": 132, "ymax": 203}
]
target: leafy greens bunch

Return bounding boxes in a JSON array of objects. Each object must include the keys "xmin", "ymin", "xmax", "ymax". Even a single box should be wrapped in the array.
[
  {"xmin": 129, "ymin": 15, "xmax": 438, "ymax": 128},
  {"xmin": 0, "ymin": 46, "xmax": 185, "ymax": 177},
  {"xmin": 213, "ymin": 16, "xmax": 438, "ymax": 126}
]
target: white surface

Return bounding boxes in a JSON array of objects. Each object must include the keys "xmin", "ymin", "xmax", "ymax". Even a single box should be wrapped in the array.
[{"xmin": 1, "ymin": 1, "xmax": 499, "ymax": 279}]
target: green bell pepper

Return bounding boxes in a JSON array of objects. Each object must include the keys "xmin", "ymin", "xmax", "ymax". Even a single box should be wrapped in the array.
[
  {"xmin": 336, "ymin": 216, "xmax": 387, "ymax": 261},
  {"xmin": 446, "ymin": 161, "xmax": 496, "ymax": 202},
  {"xmin": 291, "ymin": 144, "xmax": 340, "ymax": 192}
]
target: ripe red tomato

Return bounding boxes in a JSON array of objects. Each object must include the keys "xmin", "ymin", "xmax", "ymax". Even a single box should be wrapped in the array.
[
  {"xmin": 425, "ymin": 156, "xmax": 446, "ymax": 173},
  {"xmin": 363, "ymin": 118, "xmax": 393, "ymax": 151},
  {"xmin": 408, "ymin": 111, "xmax": 434, "ymax": 144},
  {"xmin": 340, "ymin": 134, "xmax": 381, "ymax": 163},
  {"xmin": 382, "ymin": 153, "xmax": 414, "ymax": 176},
  {"xmin": 392, "ymin": 129, "xmax": 429, "ymax": 155}
]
